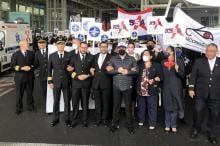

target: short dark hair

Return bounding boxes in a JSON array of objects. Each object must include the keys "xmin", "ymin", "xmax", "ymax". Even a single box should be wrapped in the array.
[
  {"xmin": 80, "ymin": 41, "xmax": 87, "ymax": 46},
  {"xmin": 147, "ymin": 39, "xmax": 156, "ymax": 44},
  {"xmin": 207, "ymin": 43, "xmax": 218, "ymax": 50},
  {"xmin": 100, "ymin": 41, "xmax": 108, "ymax": 47},
  {"xmin": 127, "ymin": 41, "xmax": 135, "ymax": 47}
]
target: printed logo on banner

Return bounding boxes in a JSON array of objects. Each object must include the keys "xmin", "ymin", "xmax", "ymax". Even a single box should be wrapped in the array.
[
  {"xmin": 81, "ymin": 18, "xmax": 95, "ymax": 35},
  {"xmin": 130, "ymin": 15, "xmax": 147, "ymax": 31},
  {"xmin": 89, "ymin": 26, "xmax": 100, "ymax": 37},
  {"xmin": 186, "ymin": 27, "xmax": 214, "ymax": 41},
  {"xmin": 101, "ymin": 34, "xmax": 109, "ymax": 42},
  {"xmin": 163, "ymin": 23, "xmax": 186, "ymax": 45},
  {"xmin": 151, "ymin": 18, "xmax": 163, "ymax": 29},
  {"xmin": 78, "ymin": 33, "xmax": 84, "ymax": 42},
  {"xmin": 72, "ymin": 24, "xmax": 80, "ymax": 32},
  {"xmin": 165, "ymin": 24, "xmax": 184, "ymax": 39},
  {"xmin": 111, "ymin": 19, "xmax": 131, "ymax": 39},
  {"xmin": 147, "ymin": 16, "xmax": 166, "ymax": 35},
  {"xmin": 131, "ymin": 31, "xmax": 138, "ymax": 38},
  {"xmin": 87, "ymin": 23, "xmax": 102, "ymax": 41},
  {"xmin": 118, "ymin": 8, "xmax": 153, "ymax": 36}
]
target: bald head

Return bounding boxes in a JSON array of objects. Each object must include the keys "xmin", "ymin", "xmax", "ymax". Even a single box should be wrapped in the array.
[{"xmin": 19, "ymin": 40, "xmax": 29, "ymax": 51}]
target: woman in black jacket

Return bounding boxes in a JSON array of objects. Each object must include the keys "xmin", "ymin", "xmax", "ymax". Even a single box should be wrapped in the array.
[
  {"xmin": 136, "ymin": 50, "xmax": 163, "ymax": 130},
  {"xmin": 161, "ymin": 46, "xmax": 185, "ymax": 133}
]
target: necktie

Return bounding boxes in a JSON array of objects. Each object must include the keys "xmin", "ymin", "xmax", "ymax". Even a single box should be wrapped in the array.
[
  {"xmin": 82, "ymin": 54, "xmax": 85, "ymax": 62},
  {"xmin": 60, "ymin": 54, "xmax": 63, "ymax": 59},
  {"xmin": 24, "ymin": 52, "xmax": 27, "ymax": 57},
  {"xmin": 42, "ymin": 49, "xmax": 46, "ymax": 57}
]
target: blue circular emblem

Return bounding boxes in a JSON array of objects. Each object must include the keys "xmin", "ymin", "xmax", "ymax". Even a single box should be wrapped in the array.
[
  {"xmin": 89, "ymin": 26, "xmax": 100, "ymax": 37},
  {"xmin": 132, "ymin": 31, "xmax": 137, "ymax": 37},
  {"xmin": 78, "ymin": 34, "xmax": 84, "ymax": 42},
  {"xmin": 72, "ymin": 24, "xmax": 80, "ymax": 32},
  {"xmin": 101, "ymin": 34, "xmax": 108, "ymax": 41}
]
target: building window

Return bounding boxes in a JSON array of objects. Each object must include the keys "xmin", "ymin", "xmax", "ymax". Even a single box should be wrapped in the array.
[
  {"xmin": 1, "ymin": 1, "xmax": 10, "ymax": 11},
  {"xmin": 19, "ymin": 5, "xmax": 26, "ymax": 12},
  {"xmin": 33, "ymin": 8, "xmax": 39, "ymax": 15}
]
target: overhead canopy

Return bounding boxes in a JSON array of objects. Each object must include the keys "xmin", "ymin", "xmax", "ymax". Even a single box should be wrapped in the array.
[{"xmin": 186, "ymin": 0, "xmax": 220, "ymax": 7}]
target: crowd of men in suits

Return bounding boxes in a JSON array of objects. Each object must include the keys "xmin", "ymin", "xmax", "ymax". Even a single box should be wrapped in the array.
[{"xmin": 11, "ymin": 36, "xmax": 220, "ymax": 144}]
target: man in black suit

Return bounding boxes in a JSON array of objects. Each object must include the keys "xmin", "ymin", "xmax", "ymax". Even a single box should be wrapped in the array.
[
  {"xmin": 90, "ymin": 41, "xmax": 112, "ymax": 127},
  {"xmin": 189, "ymin": 43, "xmax": 220, "ymax": 144},
  {"xmin": 69, "ymin": 42, "xmax": 94, "ymax": 128},
  {"xmin": 34, "ymin": 38, "xmax": 48, "ymax": 111},
  {"xmin": 11, "ymin": 40, "xmax": 35, "ymax": 115},
  {"xmin": 48, "ymin": 37, "xmax": 73, "ymax": 127}
]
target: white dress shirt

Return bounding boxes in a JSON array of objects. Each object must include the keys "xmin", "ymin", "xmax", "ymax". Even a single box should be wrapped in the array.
[
  {"xmin": 208, "ymin": 57, "xmax": 216, "ymax": 71},
  {"xmin": 98, "ymin": 53, "xmax": 106, "ymax": 69}
]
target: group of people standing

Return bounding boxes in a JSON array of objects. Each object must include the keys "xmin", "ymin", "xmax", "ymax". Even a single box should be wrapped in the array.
[{"xmin": 11, "ymin": 36, "xmax": 220, "ymax": 144}]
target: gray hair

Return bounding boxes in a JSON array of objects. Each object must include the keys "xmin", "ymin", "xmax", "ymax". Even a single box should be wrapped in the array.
[{"xmin": 206, "ymin": 43, "xmax": 218, "ymax": 50}]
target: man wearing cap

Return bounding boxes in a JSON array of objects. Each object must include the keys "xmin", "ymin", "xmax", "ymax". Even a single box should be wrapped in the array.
[
  {"xmin": 34, "ymin": 38, "xmax": 48, "ymax": 112},
  {"xmin": 69, "ymin": 42, "xmax": 94, "ymax": 128},
  {"xmin": 106, "ymin": 42, "xmax": 138, "ymax": 134},
  {"xmin": 48, "ymin": 37, "xmax": 73, "ymax": 127},
  {"xmin": 11, "ymin": 40, "xmax": 36, "ymax": 115}
]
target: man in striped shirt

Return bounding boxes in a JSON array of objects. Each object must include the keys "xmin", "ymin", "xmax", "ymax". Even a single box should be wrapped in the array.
[{"xmin": 106, "ymin": 42, "xmax": 138, "ymax": 134}]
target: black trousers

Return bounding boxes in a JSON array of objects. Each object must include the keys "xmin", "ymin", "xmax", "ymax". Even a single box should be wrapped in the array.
[
  {"xmin": 15, "ymin": 79, "xmax": 34, "ymax": 112},
  {"xmin": 40, "ymin": 79, "xmax": 47, "ymax": 111},
  {"xmin": 193, "ymin": 97, "xmax": 220, "ymax": 138},
  {"xmin": 53, "ymin": 85, "xmax": 70, "ymax": 121},
  {"xmin": 93, "ymin": 88, "xmax": 111, "ymax": 122},
  {"xmin": 112, "ymin": 87, "xmax": 133, "ymax": 127},
  {"xmin": 71, "ymin": 88, "xmax": 90, "ymax": 122}
]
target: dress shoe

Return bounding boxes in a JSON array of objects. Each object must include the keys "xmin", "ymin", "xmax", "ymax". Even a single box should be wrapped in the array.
[
  {"xmin": 102, "ymin": 120, "xmax": 108, "ymax": 127},
  {"xmin": 93, "ymin": 121, "xmax": 101, "ymax": 127},
  {"xmin": 65, "ymin": 120, "xmax": 71, "ymax": 127},
  {"xmin": 28, "ymin": 106, "xmax": 37, "ymax": 112},
  {"xmin": 15, "ymin": 110, "xmax": 22, "ymax": 115},
  {"xmin": 127, "ymin": 126, "xmax": 135, "ymax": 134},
  {"xmin": 109, "ymin": 124, "xmax": 119, "ymax": 133},
  {"xmin": 70, "ymin": 121, "xmax": 78, "ymax": 128},
  {"xmin": 179, "ymin": 118, "xmax": 187, "ymax": 125},
  {"xmin": 50, "ymin": 119, "xmax": 59, "ymax": 127},
  {"xmin": 208, "ymin": 137, "xmax": 218, "ymax": 144},
  {"xmin": 82, "ymin": 122, "xmax": 88, "ymax": 128},
  {"xmin": 190, "ymin": 129, "xmax": 199, "ymax": 139}
]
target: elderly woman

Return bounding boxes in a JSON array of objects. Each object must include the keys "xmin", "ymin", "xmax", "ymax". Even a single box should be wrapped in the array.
[
  {"xmin": 136, "ymin": 50, "xmax": 162, "ymax": 130},
  {"xmin": 161, "ymin": 46, "xmax": 185, "ymax": 133}
]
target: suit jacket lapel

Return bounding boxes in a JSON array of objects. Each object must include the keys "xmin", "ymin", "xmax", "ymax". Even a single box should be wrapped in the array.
[{"xmin": 212, "ymin": 58, "xmax": 220, "ymax": 73}]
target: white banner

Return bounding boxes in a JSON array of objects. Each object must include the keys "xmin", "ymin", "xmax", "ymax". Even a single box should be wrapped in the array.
[
  {"xmin": 147, "ymin": 16, "xmax": 167, "ymax": 35},
  {"xmin": 173, "ymin": 7, "xmax": 220, "ymax": 56},
  {"xmin": 87, "ymin": 22, "xmax": 102, "ymax": 41},
  {"xmin": 110, "ymin": 19, "xmax": 131, "ymax": 39},
  {"xmin": 70, "ymin": 22, "xmax": 81, "ymax": 35},
  {"xmin": 163, "ymin": 23, "xmax": 186, "ymax": 45},
  {"xmin": 81, "ymin": 18, "xmax": 95, "ymax": 35},
  {"xmin": 118, "ymin": 8, "xmax": 153, "ymax": 36}
]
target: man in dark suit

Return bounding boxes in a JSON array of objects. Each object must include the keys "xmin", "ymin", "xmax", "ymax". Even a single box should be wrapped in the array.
[
  {"xmin": 48, "ymin": 37, "xmax": 73, "ymax": 127},
  {"xmin": 11, "ymin": 40, "xmax": 35, "ymax": 115},
  {"xmin": 69, "ymin": 42, "xmax": 94, "ymax": 128},
  {"xmin": 90, "ymin": 41, "xmax": 112, "ymax": 127},
  {"xmin": 34, "ymin": 38, "xmax": 48, "ymax": 112},
  {"xmin": 189, "ymin": 43, "xmax": 220, "ymax": 144}
]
